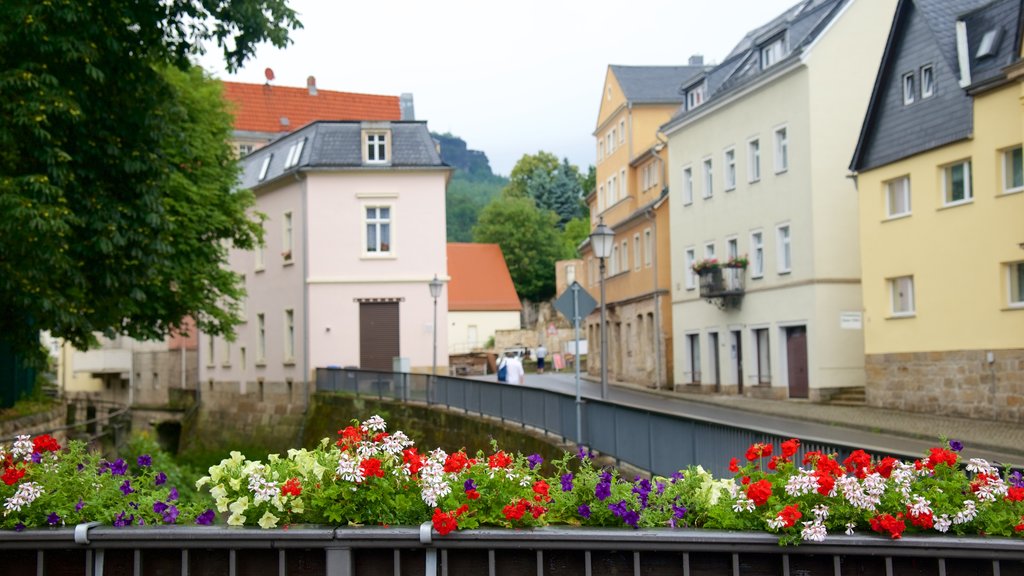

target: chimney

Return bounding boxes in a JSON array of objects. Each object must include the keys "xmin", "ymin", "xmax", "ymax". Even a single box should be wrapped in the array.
[
  {"xmin": 400, "ymin": 93, "xmax": 415, "ymax": 120},
  {"xmin": 688, "ymin": 54, "xmax": 704, "ymax": 66},
  {"xmin": 307, "ymin": 75, "xmax": 317, "ymax": 96}
]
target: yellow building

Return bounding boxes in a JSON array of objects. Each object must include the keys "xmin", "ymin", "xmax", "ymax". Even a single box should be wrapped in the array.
[
  {"xmin": 581, "ymin": 61, "xmax": 710, "ymax": 388},
  {"xmin": 850, "ymin": 0, "xmax": 1024, "ymax": 421}
]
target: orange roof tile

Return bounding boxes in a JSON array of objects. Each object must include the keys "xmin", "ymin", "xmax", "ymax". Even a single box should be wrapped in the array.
[
  {"xmin": 221, "ymin": 81, "xmax": 401, "ymax": 134},
  {"xmin": 447, "ymin": 243, "xmax": 522, "ymax": 312}
]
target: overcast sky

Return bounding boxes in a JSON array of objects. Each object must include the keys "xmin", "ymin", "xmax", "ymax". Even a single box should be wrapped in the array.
[{"xmin": 199, "ymin": 0, "xmax": 798, "ymax": 176}]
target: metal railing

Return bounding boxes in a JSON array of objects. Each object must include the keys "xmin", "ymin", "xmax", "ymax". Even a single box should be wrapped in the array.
[
  {"xmin": 315, "ymin": 368, "xmax": 921, "ymax": 478},
  {"xmin": 2, "ymin": 525, "xmax": 1022, "ymax": 576}
]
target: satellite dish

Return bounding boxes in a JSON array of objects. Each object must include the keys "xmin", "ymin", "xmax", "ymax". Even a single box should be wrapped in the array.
[{"xmin": 265, "ymin": 68, "xmax": 275, "ymax": 82}]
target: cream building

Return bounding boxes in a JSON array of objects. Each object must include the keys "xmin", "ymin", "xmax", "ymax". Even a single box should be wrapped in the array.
[{"xmin": 664, "ymin": 0, "xmax": 896, "ymax": 400}]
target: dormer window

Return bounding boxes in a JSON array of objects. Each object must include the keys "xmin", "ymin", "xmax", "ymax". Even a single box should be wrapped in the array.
[
  {"xmin": 920, "ymin": 65, "xmax": 934, "ymax": 99},
  {"xmin": 976, "ymin": 28, "xmax": 1002, "ymax": 59},
  {"xmin": 902, "ymin": 72, "xmax": 915, "ymax": 105},
  {"xmin": 760, "ymin": 35, "xmax": 786, "ymax": 69},
  {"xmin": 686, "ymin": 82, "xmax": 706, "ymax": 110},
  {"xmin": 258, "ymin": 154, "xmax": 273, "ymax": 181},
  {"xmin": 366, "ymin": 132, "xmax": 387, "ymax": 163}
]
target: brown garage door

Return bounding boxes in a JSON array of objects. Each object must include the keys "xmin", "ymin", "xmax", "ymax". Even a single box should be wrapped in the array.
[{"xmin": 359, "ymin": 302, "xmax": 400, "ymax": 371}]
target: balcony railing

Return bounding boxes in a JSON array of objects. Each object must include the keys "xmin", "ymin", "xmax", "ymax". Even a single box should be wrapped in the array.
[{"xmin": 697, "ymin": 266, "xmax": 745, "ymax": 309}]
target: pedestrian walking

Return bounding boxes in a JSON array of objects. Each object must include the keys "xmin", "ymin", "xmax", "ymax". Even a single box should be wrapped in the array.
[
  {"xmin": 535, "ymin": 344, "xmax": 548, "ymax": 374},
  {"xmin": 505, "ymin": 352, "xmax": 525, "ymax": 385}
]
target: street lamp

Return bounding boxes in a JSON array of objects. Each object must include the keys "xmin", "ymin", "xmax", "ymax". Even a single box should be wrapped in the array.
[
  {"xmin": 429, "ymin": 275, "xmax": 444, "ymax": 380},
  {"xmin": 589, "ymin": 219, "xmax": 615, "ymax": 399}
]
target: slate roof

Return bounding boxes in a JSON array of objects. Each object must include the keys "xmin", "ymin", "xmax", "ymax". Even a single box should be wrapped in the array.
[
  {"xmin": 663, "ymin": 0, "xmax": 848, "ymax": 131},
  {"xmin": 222, "ymin": 81, "xmax": 401, "ymax": 134},
  {"xmin": 609, "ymin": 65, "xmax": 709, "ymax": 104},
  {"xmin": 850, "ymin": 0, "xmax": 1022, "ymax": 171},
  {"xmin": 240, "ymin": 121, "xmax": 448, "ymax": 189},
  {"xmin": 446, "ymin": 244, "xmax": 522, "ymax": 312}
]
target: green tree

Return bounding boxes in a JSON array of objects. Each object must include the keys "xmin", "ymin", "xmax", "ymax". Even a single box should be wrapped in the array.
[
  {"xmin": 472, "ymin": 197, "xmax": 562, "ymax": 302},
  {"xmin": 0, "ymin": 1, "xmax": 301, "ymax": 362},
  {"xmin": 561, "ymin": 216, "xmax": 592, "ymax": 259},
  {"xmin": 504, "ymin": 153, "xmax": 584, "ymax": 228},
  {"xmin": 446, "ymin": 172, "xmax": 506, "ymax": 242},
  {"xmin": 504, "ymin": 151, "xmax": 561, "ymax": 199}
]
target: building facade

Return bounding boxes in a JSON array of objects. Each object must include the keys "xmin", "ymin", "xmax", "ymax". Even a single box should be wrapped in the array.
[
  {"xmin": 664, "ymin": 0, "xmax": 896, "ymax": 400},
  {"xmin": 850, "ymin": 0, "xmax": 1024, "ymax": 421},
  {"xmin": 446, "ymin": 243, "xmax": 521, "ymax": 354}
]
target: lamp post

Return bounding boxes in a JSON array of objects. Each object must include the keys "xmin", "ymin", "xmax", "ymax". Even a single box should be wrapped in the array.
[
  {"xmin": 589, "ymin": 219, "xmax": 615, "ymax": 399},
  {"xmin": 429, "ymin": 275, "xmax": 444, "ymax": 380}
]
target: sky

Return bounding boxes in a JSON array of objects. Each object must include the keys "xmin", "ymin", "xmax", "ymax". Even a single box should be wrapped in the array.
[{"xmin": 199, "ymin": 0, "xmax": 799, "ymax": 176}]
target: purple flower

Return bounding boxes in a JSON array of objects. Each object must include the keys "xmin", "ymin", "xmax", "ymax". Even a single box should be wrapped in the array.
[
  {"xmin": 77, "ymin": 463, "xmax": 85, "ymax": 472},
  {"xmin": 560, "ymin": 473, "xmax": 574, "ymax": 492},
  {"xmin": 154, "ymin": 471, "xmax": 167, "ymax": 486},
  {"xmin": 621, "ymin": 510, "xmax": 640, "ymax": 528},
  {"xmin": 31, "ymin": 452, "xmax": 42, "ymax": 464},
  {"xmin": 113, "ymin": 512, "xmax": 134, "ymax": 528},
  {"xmin": 670, "ymin": 471, "xmax": 684, "ymax": 484},
  {"xmin": 14, "ymin": 523, "xmax": 25, "ymax": 532},
  {"xmin": 656, "ymin": 482, "xmax": 666, "ymax": 495},
  {"xmin": 527, "ymin": 454, "xmax": 543, "ymax": 470},
  {"xmin": 137, "ymin": 455, "xmax": 152, "ymax": 468},
  {"xmin": 138, "ymin": 518, "xmax": 145, "ymax": 526},
  {"xmin": 75, "ymin": 499, "xmax": 85, "ymax": 512},
  {"xmin": 577, "ymin": 504, "xmax": 591, "ymax": 519},
  {"xmin": 463, "ymin": 479, "xmax": 477, "ymax": 492},
  {"xmin": 47, "ymin": 513, "xmax": 60, "ymax": 526},
  {"xmin": 162, "ymin": 505, "xmax": 179, "ymax": 524},
  {"xmin": 672, "ymin": 504, "xmax": 687, "ymax": 519},
  {"xmin": 153, "ymin": 501, "xmax": 168, "ymax": 515},
  {"xmin": 608, "ymin": 500, "xmax": 628, "ymax": 517},
  {"xmin": 97, "ymin": 461, "xmax": 110, "ymax": 475},
  {"xmin": 1009, "ymin": 470, "xmax": 1024, "ymax": 488},
  {"xmin": 168, "ymin": 487, "xmax": 179, "ymax": 501},
  {"xmin": 949, "ymin": 440, "xmax": 964, "ymax": 452},
  {"xmin": 110, "ymin": 459, "xmax": 128, "ymax": 476},
  {"xmin": 195, "ymin": 509, "xmax": 216, "ymax": 525},
  {"xmin": 119, "ymin": 480, "xmax": 134, "ymax": 495},
  {"xmin": 577, "ymin": 445, "xmax": 593, "ymax": 460},
  {"xmin": 595, "ymin": 481, "xmax": 611, "ymax": 501}
]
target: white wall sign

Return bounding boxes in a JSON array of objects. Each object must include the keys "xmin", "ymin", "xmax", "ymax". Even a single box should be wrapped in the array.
[{"xmin": 839, "ymin": 312, "xmax": 863, "ymax": 330}]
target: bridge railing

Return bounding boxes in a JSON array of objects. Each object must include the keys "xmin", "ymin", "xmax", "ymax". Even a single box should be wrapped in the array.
[{"xmin": 314, "ymin": 368, "xmax": 920, "ymax": 478}]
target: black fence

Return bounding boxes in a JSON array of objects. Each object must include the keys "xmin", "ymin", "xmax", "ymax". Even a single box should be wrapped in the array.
[{"xmin": 315, "ymin": 368, "xmax": 922, "ymax": 478}]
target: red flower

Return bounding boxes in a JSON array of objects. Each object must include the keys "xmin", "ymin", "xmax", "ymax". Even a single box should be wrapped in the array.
[
  {"xmin": 843, "ymin": 450, "xmax": 872, "ymax": 479},
  {"xmin": 432, "ymin": 508, "xmax": 458, "ymax": 536},
  {"xmin": 488, "ymin": 451, "xmax": 513, "ymax": 469},
  {"xmin": 280, "ymin": 478, "xmax": 302, "ymax": 497},
  {"xmin": 906, "ymin": 507, "xmax": 934, "ymax": 529},
  {"xmin": 802, "ymin": 451, "xmax": 824, "ymax": 466},
  {"xmin": 503, "ymin": 499, "xmax": 530, "ymax": 521},
  {"xmin": 32, "ymin": 434, "xmax": 60, "ymax": 453},
  {"xmin": 336, "ymin": 426, "xmax": 364, "ymax": 449},
  {"xmin": 926, "ymin": 447, "xmax": 958, "ymax": 470},
  {"xmin": 532, "ymin": 480, "xmax": 550, "ymax": 502},
  {"xmin": 2, "ymin": 466, "xmax": 24, "ymax": 486},
  {"xmin": 874, "ymin": 456, "xmax": 897, "ymax": 478},
  {"xmin": 444, "ymin": 452, "xmax": 472, "ymax": 473},
  {"xmin": 777, "ymin": 504, "xmax": 802, "ymax": 528},
  {"xmin": 870, "ymin": 513, "xmax": 906, "ymax": 539},
  {"xmin": 746, "ymin": 479, "xmax": 773, "ymax": 507},
  {"xmin": 1015, "ymin": 517, "xmax": 1024, "ymax": 533},
  {"xmin": 1006, "ymin": 487, "xmax": 1024, "ymax": 502},
  {"xmin": 729, "ymin": 457, "xmax": 740, "ymax": 473},
  {"xmin": 531, "ymin": 505, "xmax": 546, "ymax": 519},
  {"xmin": 767, "ymin": 456, "xmax": 783, "ymax": 471},
  {"xmin": 455, "ymin": 504, "xmax": 469, "ymax": 517},
  {"xmin": 466, "ymin": 489, "xmax": 480, "ymax": 500},
  {"xmin": 359, "ymin": 457, "xmax": 385, "ymax": 479},
  {"xmin": 780, "ymin": 439, "xmax": 800, "ymax": 459},
  {"xmin": 403, "ymin": 448, "xmax": 424, "ymax": 475},
  {"xmin": 745, "ymin": 443, "xmax": 773, "ymax": 461},
  {"xmin": 372, "ymin": 432, "xmax": 389, "ymax": 443}
]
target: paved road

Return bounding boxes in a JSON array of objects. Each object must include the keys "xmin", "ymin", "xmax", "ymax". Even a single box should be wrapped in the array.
[{"xmin": 474, "ymin": 370, "xmax": 1024, "ymax": 465}]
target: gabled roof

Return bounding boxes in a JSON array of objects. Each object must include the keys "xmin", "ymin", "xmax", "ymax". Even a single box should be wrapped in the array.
[
  {"xmin": 222, "ymin": 81, "xmax": 401, "ymax": 135},
  {"xmin": 608, "ymin": 65, "xmax": 710, "ymax": 104},
  {"xmin": 850, "ymin": 0, "xmax": 1022, "ymax": 171},
  {"xmin": 663, "ymin": 0, "xmax": 848, "ymax": 131},
  {"xmin": 446, "ymin": 244, "xmax": 522, "ymax": 312},
  {"xmin": 240, "ymin": 121, "xmax": 448, "ymax": 189}
]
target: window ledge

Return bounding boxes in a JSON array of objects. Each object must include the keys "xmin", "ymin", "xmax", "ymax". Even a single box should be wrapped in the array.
[
  {"xmin": 683, "ymin": 200, "xmax": 694, "ymax": 207},
  {"xmin": 883, "ymin": 213, "xmax": 912, "ymax": 222},
  {"xmin": 283, "ymin": 360, "xmax": 296, "ymax": 367},
  {"xmin": 255, "ymin": 361, "xmax": 267, "ymax": 368},
  {"xmin": 750, "ymin": 274, "xmax": 764, "ymax": 280},
  {"xmin": 939, "ymin": 198, "xmax": 973, "ymax": 211},
  {"xmin": 748, "ymin": 178, "xmax": 760, "ymax": 184},
  {"xmin": 254, "ymin": 266, "xmax": 266, "ymax": 274},
  {"xmin": 282, "ymin": 259, "xmax": 294, "ymax": 267},
  {"xmin": 361, "ymin": 253, "xmax": 397, "ymax": 260},
  {"xmin": 725, "ymin": 186, "xmax": 736, "ymax": 192},
  {"xmin": 777, "ymin": 270, "xmax": 791, "ymax": 276},
  {"xmin": 999, "ymin": 188, "xmax": 1024, "ymax": 197},
  {"xmin": 887, "ymin": 313, "xmax": 916, "ymax": 320},
  {"xmin": 775, "ymin": 168, "xmax": 788, "ymax": 175},
  {"xmin": 1003, "ymin": 304, "xmax": 1024, "ymax": 312}
]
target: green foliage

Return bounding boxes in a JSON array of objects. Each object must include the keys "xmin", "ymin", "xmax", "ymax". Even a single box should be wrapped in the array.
[
  {"xmin": 472, "ymin": 197, "xmax": 562, "ymax": 301},
  {"xmin": 560, "ymin": 217, "xmax": 591, "ymax": 259},
  {"xmin": 503, "ymin": 153, "xmax": 584, "ymax": 228},
  {"xmin": 0, "ymin": 0, "xmax": 301, "ymax": 361},
  {"xmin": 122, "ymin": 432, "xmax": 202, "ymax": 500},
  {"xmin": 446, "ymin": 172, "xmax": 505, "ymax": 242}
]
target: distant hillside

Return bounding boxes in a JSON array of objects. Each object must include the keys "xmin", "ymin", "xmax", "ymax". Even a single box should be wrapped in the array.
[{"xmin": 434, "ymin": 132, "xmax": 508, "ymax": 242}]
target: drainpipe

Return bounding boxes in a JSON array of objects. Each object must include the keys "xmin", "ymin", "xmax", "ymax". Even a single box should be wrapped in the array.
[
  {"xmin": 645, "ymin": 207, "xmax": 662, "ymax": 390},
  {"xmin": 299, "ymin": 172, "xmax": 311, "ymax": 409}
]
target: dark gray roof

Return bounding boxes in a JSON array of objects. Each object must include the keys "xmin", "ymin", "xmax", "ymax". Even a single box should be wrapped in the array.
[
  {"xmin": 663, "ymin": 0, "xmax": 848, "ymax": 130},
  {"xmin": 609, "ymin": 65, "xmax": 710, "ymax": 104},
  {"xmin": 240, "ymin": 121, "xmax": 447, "ymax": 189},
  {"xmin": 850, "ymin": 0, "xmax": 1022, "ymax": 171}
]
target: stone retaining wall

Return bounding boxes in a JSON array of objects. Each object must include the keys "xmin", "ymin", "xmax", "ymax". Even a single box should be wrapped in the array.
[
  {"xmin": 1, "ymin": 404, "xmax": 66, "ymax": 441},
  {"xmin": 866, "ymin": 349, "xmax": 1024, "ymax": 422}
]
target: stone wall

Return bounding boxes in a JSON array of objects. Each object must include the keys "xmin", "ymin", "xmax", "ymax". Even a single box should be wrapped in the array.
[
  {"xmin": 586, "ymin": 296, "xmax": 668, "ymax": 388},
  {"xmin": 865, "ymin": 349, "xmax": 1024, "ymax": 422},
  {"xmin": 0, "ymin": 404, "xmax": 65, "ymax": 440}
]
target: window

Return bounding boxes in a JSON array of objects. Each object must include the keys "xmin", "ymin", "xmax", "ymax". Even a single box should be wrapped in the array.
[
  {"xmin": 750, "ymin": 231, "xmax": 764, "ymax": 278},
  {"xmin": 748, "ymin": 139, "xmax": 761, "ymax": 182},
  {"xmin": 684, "ymin": 248, "xmax": 697, "ymax": 290},
  {"xmin": 222, "ymin": 340, "xmax": 232, "ymax": 367},
  {"xmin": 365, "ymin": 132, "xmax": 387, "ymax": 163},
  {"xmin": 942, "ymin": 160, "xmax": 972, "ymax": 204},
  {"xmin": 682, "ymin": 166, "xmax": 694, "ymax": 204},
  {"xmin": 257, "ymin": 313, "xmax": 266, "ymax": 362},
  {"xmin": 566, "ymin": 264, "xmax": 576, "ymax": 285},
  {"xmin": 890, "ymin": 276, "xmax": 915, "ymax": 316},
  {"xmin": 633, "ymin": 234, "xmax": 641, "ymax": 271},
  {"xmin": 610, "ymin": 244, "xmax": 619, "ymax": 275},
  {"xmin": 206, "ymin": 337, "xmax": 215, "ymax": 367},
  {"xmin": 885, "ymin": 176, "xmax": 911, "ymax": 218},
  {"xmin": 258, "ymin": 154, "xmax": 272, "ymax": 181},
  {"xmin": 760, "ymin": 36, "xmax": 786, "ymax": 69},
  {"xmin": 611, "ymin": 128, "xmax": 617, "ymax": 149},
  {"xmin": 754, "ymin": 328, "xmax": 771, "ymax": 384},
  {"xmin": 687, "ymin": 333, "xmax": 701, "ymax": 383},
  {"xmin": 774, "ymin": 127, "xmax": 788, "ymax": 173},
  {"xmin": 724, "ymin": 148, "xmax": 736, "ymax": 191},
  {"xmin": 284, "ymin": 138, "xmax": 305, "ymax": 169},
  {"xmin": 598, "ymin": 185, "xmax": 605, "ymax": 211},
  {"xmin": 607, "ymin": 133, "xmax": 613, "ymax": 154},
  {"xmin": 621, "ymin": 168, "xmax": 627, "ymax": 197},
  {"xmin": 921, "ymin": 65, "xmax": 934, "ymax": 98},
  {"xmin": 776, "ymin": 224, "xmax": 791, "ymax": 274},
  {"xmin": 902, "ymin": 72, "xmax": 915, "ymax": 105},
  {"xmin": 1004, "ymin": 146, "xmax": 1023, "ymax": 193},
  {"xmin": 365, "ymin": 206, "xmax": 392, "ymax": 253},
  {"xmin": 284, "ymin": 309, "xmax": 295, "ymax": 362},
  {"xmin": 619, "ymin": 120, "xmax": 625, "ymax": 144},
  {"xmin": 240, "ymin": 347, "xmax": 246, "ymax": 370},
  {"xmin": 282, "ymin": 212, "xmax": 293, "ymax": 261},
  {"xmin": 702, "ymin": 158, "xmax": 713, "ymax": 199},
  {"xmin": 727, "ymin": 238, "xmax": 738, "ymax": 260},
  {"xmin": 977, "ymin": 28, "xmax": 1002, "ymax": 58},
  {"xmin": 1009, "ymin": 262, "xmax": 1024, "ymax": 307},
  {"xmin": 255, "ymin": 224, "xmax": 265, "ymax": 270},
  {"xmin": 620, "ymin": 240, "xmax": 629, "ymax": 272},
  {"xmin": 644, "ymin": 228, "xmax": 653, "ymax": 267},
  {"xmin": 598, "ymin": 140, "xmax": 604, "ymax": 162},
  {"xmin": 686, "ymin": 83, "xmax": 706, "ymax": 110},
  {"xmin": 238, "ymin": 144, "xmax": 254, "ymax": 157}
]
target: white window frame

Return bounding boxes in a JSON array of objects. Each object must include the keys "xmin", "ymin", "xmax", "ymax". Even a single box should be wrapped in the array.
[
  {"xmin": 206, "ymin": 336, "xmax": 215, "ymax": 368},
  {"xmin": 258, "ymin": 154, "xmax": 273, "ymax": 181},
  {"xmin": 686, "ymin": 332, "xmax": 702, "ymax": 383},
  {"xmin": 644, "ymin": 228, "xmax": 653, "ymax": 268},
  {"xmin": 633, "ymin": 233, "xmax": 641, "ymax": 271},
  {"xmin": 889, "ymin": 276, "xmax": 915, "ymax": 317},
  {"xmin": 257, "ymin": 313, "xmax": 266, "ymax": 363},
  {"xmin": 284, "ymin": 309, "xmax": 295, "ymax": 363},
  {"xmin": 365, "ymin": 132, "xmax": 387, "ymax": 164},
  {"xmin": 364, "ymin": 204, "xmax": 394, "ymax": 256},
  {"xmin": 774, "ymin": 126, "xmax": 789, "ymax": 173},
  {"xmin": 1003, "ymin": 146, "xmax": 1023, "ymax": 194},
  {"xmin": 902, "ymin": 72, "xmax": 915, "ymax": 105},
  {"xmin": 724, "ymin": 147, "xmax": 736, "ymax": 191},
  {"xmin": 620, "ymin": 239, "xmax": 629, "ymax": 273},
  {"xmin": 942, "ymin": 160, "xmax": 973, "ymax": 206},
  {"xmin": 284, "ymin": 138, "xmax": 305, "ymax": 169},
  {"xmin": 748, "ymin": 138, "xmax": 761, "ymax": 183},
  {"xmin": 776, "ymin": 224, "xmax": 791, "ymax": 274},
  {"xmin": 704, "ymin": 242, "xmax": 716, "ymax": 261},
  {"xmin": 684, "ymin": 247, "xmax": 697, "ymax": 290},
  {"xmin": 1009, "ymin": 262, "xmax": 1024, "ymax": 308},
  {"xmin": 282, "ymin": 211, "xmax": 294, "ymax": 262},
  {"xmin": 619, "ymin": 120, "xmax": 625, "ymax": 144},
  {"xmin": 921, "ymin": 65, "xmax": 934, "ymax": 99},
  {"xmin": 255, "ymin": 223, "xmax": 265, "ymax": 271},
  {"xmin": 760, "ymin": 35, "xmax": 786, "ymax": 69},
  {"xmin": 750, "ymin": 230, "xmax": 764, "ymax": 278},
  {"xmin": 682, "ymin": 165, "xmax": 694, "ymax": 205},
  {"xmin": 598, "ymin": 140, "xmax": 604, "ymax": 162},
  {"xmin": 620, "ymin": 168, "xmax": 627, "ymax": 197},
  {"xmin": 610, "ymin": 244, "xmax": 620, "ymax": 276},
  {"xmin": 727, "ymin": 237, "xmax": 739, "ymax": 260},
  {"xmin": 598, "ymin": 185, "xmax": 605, "ymax": 212},
  {"xmin": 885, "ymin": 176, "xmax": 911, "ymax": 218},
  {"xmin": 702, "ymin": 157, "xmax": 713, "ymax": 199}
]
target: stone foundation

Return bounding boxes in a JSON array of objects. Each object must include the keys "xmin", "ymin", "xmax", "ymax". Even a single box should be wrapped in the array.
[
  {"xmin": 866, "ymin": 349, "xmax": 1024, "ymax": 423},
  {"xmin": 0, "ymin": 404, "xmax": 65, "ymax": 440}
]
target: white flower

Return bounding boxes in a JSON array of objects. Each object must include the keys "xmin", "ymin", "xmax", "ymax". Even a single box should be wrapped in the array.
[
  {"xmin": 844, "ymin": 522, "xmax": 856, "ymax": 536},
  {"xmin": 4, "ymin": 482, "xmax": 43, "ymax": 514},
  {"xmin": 906, "ymin": 495, "xmax": 932, "ymax": 518},
  {"xmin": 785, "ymin": 468, "xmax": 819, "ymax": 497},
  {"xmin": 258, "ymin": 511, "xmax": 279, "ymax": 529},
  {"xmin": 812, "ymin": 504, "xmax": 829, "ymax": 520},
  {"xmin": 801, "ymin": 520, "xmax": 827, "ymax": 542},
  {"xmin": 767, "ymin": 515, "xmax": 787, "ymax": 530},
  {"xmin": 731, "ymin": 496, "xmax": 756, "ymax": 513},
  {"xmin": 11, "ymin": 435, "xmax": 32, "ymax": 461},
  {"xmin": 380, "ymin": 431, "xmax": 413, "ymax": 455},
  {"xmin": 934, "ymin": 514, "xmax": 952, "ymax": 533},
  {"xmin": 248, "ymin": 474, "xmax": 278, "ymax": 504},
  {"xmin": 336, "ymin": 452, "xmax": 364, "ymax": 483},
  {"xmin": 953, "ymin": 499, "xmax": 977, "ymax": 525},
  {"xmin": 966, "ymin": 458, "xmax": 996, "ymax": 475},
  {"xmin": 362, "ymin": 415, "xmax": 388, "ymax": 432}
]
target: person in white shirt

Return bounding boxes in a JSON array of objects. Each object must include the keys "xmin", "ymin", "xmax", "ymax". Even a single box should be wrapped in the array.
[
  {"xmin": 535, "ymin": 344, "xmax": 548, "ymax": 374},
  {"xmin": 505, "ymin": 353, "xmax": 525, "ymax": 385}
]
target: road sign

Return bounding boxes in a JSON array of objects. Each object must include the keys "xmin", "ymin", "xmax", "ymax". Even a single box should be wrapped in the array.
[{"xmin": 554, "ymin": 281, "xmax": 598, "ymax": 322}]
